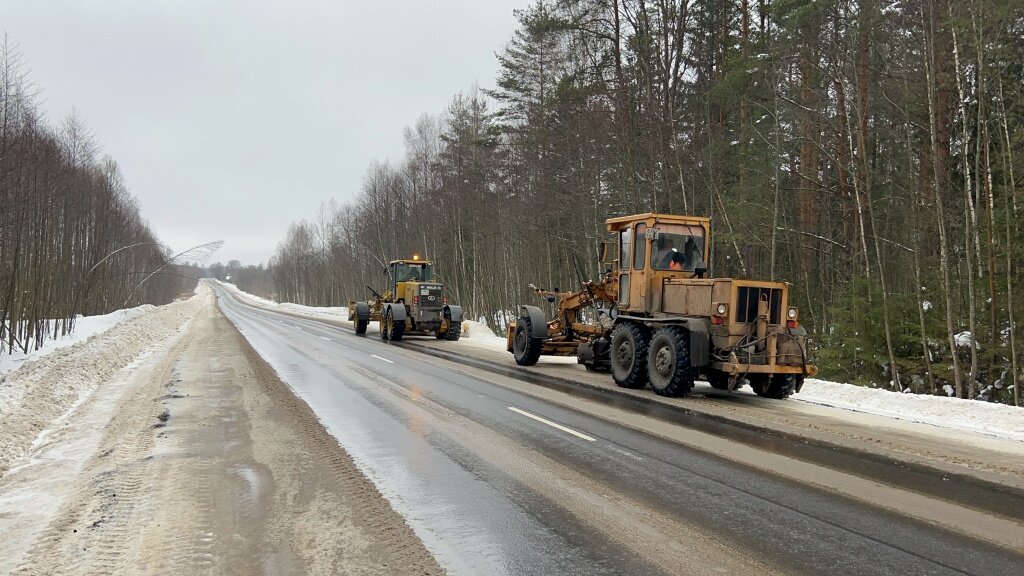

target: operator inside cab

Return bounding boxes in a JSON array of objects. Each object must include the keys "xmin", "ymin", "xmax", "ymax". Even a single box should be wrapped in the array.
[
  {"xmin": 650, "ymin": 225, "xmax": 705, "ymax": 273},
  {"xmin": 394, "ymin": 262, "xmax": 431, "ymax": 282}
]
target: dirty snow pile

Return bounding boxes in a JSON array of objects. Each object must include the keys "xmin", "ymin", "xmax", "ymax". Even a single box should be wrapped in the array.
[
  {"xmin": 797, "ymin": 378, "xmax": 1024, "ymax": 442},
  {"xmin": 0, "ymin": 291, "xmax": 204, "ymax": 476}
]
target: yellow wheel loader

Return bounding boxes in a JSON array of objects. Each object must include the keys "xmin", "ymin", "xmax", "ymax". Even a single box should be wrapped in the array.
[{"xmin": 349, "ymin": 257, "xmax": 463, "ymax": 342}]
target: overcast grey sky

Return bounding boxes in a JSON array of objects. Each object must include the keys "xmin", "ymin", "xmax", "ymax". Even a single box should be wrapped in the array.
[{"xmin": 4, "ymin": 0, "xmax": 526, "ymax": 265}]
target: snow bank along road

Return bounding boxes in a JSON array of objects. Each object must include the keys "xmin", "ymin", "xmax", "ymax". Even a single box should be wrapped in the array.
[
  {"xmin": 213, "ymin": 282, "xmax": 1024, "ymax": 575},
  {"xmin": 0, "ymin": 287, "xmax": 441, "ymax": 575}
]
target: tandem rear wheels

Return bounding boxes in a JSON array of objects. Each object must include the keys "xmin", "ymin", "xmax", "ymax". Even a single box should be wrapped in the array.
[{"xmin": 609, "ymin": 323, "xmax": 695, "ymax": 397}]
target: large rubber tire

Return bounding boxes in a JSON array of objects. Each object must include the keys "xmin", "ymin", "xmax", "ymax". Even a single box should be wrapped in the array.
[
  {"xmin": 390, "ymin": 311, "xmax": 404, "ymax": 342},
  {"xmin": 444, "ymin": 321, "xmax": 462, "ymax": 341},
  {"xmin": 751, "ymin": 374, "xmax": 798, "ymax": 399},
  {"xmin": 355, "ymin": 316, "xmax": 368, "ymax": 335},
  {"xmin": 513, "ymin": 316, "xmax": 543, "ymax": 366},
  {"xmin": 610, "ymin": 323, "xmax": 649, "ymax": 389},
  {"xmin": 647, "ymin": 327, "xmax": 695, "ymax": 397},
  {"xmin": 382, "ymin": 309, "xmax": 404, "ymax": 342}
]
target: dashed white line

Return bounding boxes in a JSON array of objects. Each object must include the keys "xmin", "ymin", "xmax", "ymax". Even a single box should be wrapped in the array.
[
  {"xmin": 507, "ymin": 407, "xmax": 596, "ymax": 441},
  {"xmin": 320, "ymin": 336, "xmax": 332, "ymax": 342},
  {"xmin": 371, "ymin": 354, "xmax": 394, "ymax": 364}
]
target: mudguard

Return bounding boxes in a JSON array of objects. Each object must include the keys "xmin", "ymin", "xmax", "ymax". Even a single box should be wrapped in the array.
[
  {"xmin": 355, "ymin": 301, "xmax": 370, "ymax": 321},
  {"xmin": 520, "ymin": 305, "xmax": 549, "ymax": 340},
  {"xmin": 444, "ymin": 304, "xmax": 464, "ymax": 323},
  {"xmin": 386, "ymin": 303, "xmax": 407, "ymax": 322},
  {"xmin": 685, "ymin": 318, "xmax": 710, "ymax": 367}
]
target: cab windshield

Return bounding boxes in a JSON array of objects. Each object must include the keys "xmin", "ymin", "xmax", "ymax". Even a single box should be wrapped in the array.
[
  {"xmin": 649, "ymin": 224, "xmax": 706, "ymax": 272},
  {"xmin": 393, "ymin": 263, "xmax": 432, "ymax": 282}
]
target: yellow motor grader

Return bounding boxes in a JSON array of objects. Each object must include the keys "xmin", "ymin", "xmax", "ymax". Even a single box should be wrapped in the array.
[
  {"xmin": 507, "ymin": 213, "xmax": 817, "ymax": 399},
  {"xmin": 348, "ymin": 257, "xmax": 463, "ymax": 341}
]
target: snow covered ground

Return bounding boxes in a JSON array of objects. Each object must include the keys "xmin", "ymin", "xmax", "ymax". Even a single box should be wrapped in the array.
[
  {"xmin": 0, "ymin": 289, "xmax": 204, "ymax": 475},
  {"xmin": 797, "ymin": 378, "xmax": 1024, "ymax": 442},
  {"xmin": 0, "ymin": 306, "xmax": 154, "ymax": 375}
]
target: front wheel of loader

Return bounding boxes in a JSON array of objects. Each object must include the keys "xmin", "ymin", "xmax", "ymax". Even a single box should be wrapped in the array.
[
  {"xmin": 513, "ymin": 316, "xmax": 543, "ymax": 366},
  {"xmin": 647, "ymin": 327, "xmax": 694, "ymax": 397},
  {"xmin": 355, "ymin": 317, "xmax": 368, "ymax": 335},
  {"xmin": 610, "ymin": 323, "xmax": 649, "ymax": 389}
]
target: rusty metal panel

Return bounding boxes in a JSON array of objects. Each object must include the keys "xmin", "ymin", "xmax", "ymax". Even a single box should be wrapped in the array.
[
  {"xmin": 662, "ymin": 283, "xmax": 712, "ymax": 316},
  {"xmin": 712, "ymin": 281, "xmax": 731, "ymax": 309},
  {"xmin": 777, "ymin": 335, "xmax": 805, "ymax": 365}
]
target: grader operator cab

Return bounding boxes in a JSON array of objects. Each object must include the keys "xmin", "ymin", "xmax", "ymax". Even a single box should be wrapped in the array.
[
  {"xmin": 508, "ymin": 213, "xmax": 817, "ymax": 399},
  {"xmin": 348, "ymin": 257, "xmax": 464, "ymax": 342}
]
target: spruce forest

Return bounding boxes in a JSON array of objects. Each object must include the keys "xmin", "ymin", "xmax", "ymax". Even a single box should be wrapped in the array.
[{"xmin": 261, "ymin": 0, "xmax": 1023, "ymax": 405}]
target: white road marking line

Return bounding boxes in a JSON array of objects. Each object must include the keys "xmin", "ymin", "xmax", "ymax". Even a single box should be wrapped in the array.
[
  {"xmin": 371, "ymin": 354, "xmax": 394, "ymax": 364},
  {"xmin": 320, "ymin": 336, "xmax": 332, "ymax": 342},
  {"xmin": 507, "ymin": 407, "xmax": 596, "ymax": 442}
]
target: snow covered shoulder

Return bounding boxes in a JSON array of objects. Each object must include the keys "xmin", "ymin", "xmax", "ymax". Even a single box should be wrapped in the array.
[{"xmin": 0, "ymin": 289, "xmax": 203, "ymax": 476}]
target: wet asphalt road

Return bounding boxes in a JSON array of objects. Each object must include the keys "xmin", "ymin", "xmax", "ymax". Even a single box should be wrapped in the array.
[{"xmin": 214, "ymin": 286, "xmax": 1024, "ymax": 576}]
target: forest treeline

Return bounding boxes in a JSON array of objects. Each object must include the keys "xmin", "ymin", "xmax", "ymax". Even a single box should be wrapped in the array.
[
  {"xmin": 265, "ymin": 0, "xmax": 1022, "ymax": 405},
  {"xmin": 0, "ymin": 39, "xmax": 198, "ymax": 355}
]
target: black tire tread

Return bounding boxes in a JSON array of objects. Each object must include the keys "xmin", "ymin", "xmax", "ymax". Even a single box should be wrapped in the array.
[
  {"xmin": 513, "ymin": 316, "xmax": 543, "ymax": 366},
  {"xmin": 390, "ymin": 310, "xmax": 404, "ymax": 342},
  {"xmin": 610, "ymin": 323, "xmax": 649, "ymax": 389},
  {"xmin": 647, "ymin": 326, "xmax": 694, "ymax": 397},
  {"xmin": 444, "ymin": 321, "xmax": 462, "ymax": 341},
  {"xmin": 382, "ymin": 308, "xmax": 404, "ymax": 342}
]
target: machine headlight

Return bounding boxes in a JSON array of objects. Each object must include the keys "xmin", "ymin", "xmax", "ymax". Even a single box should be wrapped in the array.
[
  {"xmin": 788, "ymin": 307, "xmax": 798, "ymax": 319},
  {"xmin": 716, "ymin": 303, "xmax": 727, "ymax": 315}
]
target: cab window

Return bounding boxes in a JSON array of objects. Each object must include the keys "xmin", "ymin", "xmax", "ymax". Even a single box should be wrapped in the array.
[
  {"xmin": 619, "ymin": 228, "xmax": 631, "ymax": 266},
  {"xmin": 649, "ymin": 224, "xmax": 706, "ymax": 272},
  {"xmin": 393, "ymin": 263, "xmax": 432, "ymax": 282},
  {"xmin": 633, "ymin": 224, "xmax": 646, "ymax": 269}
]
